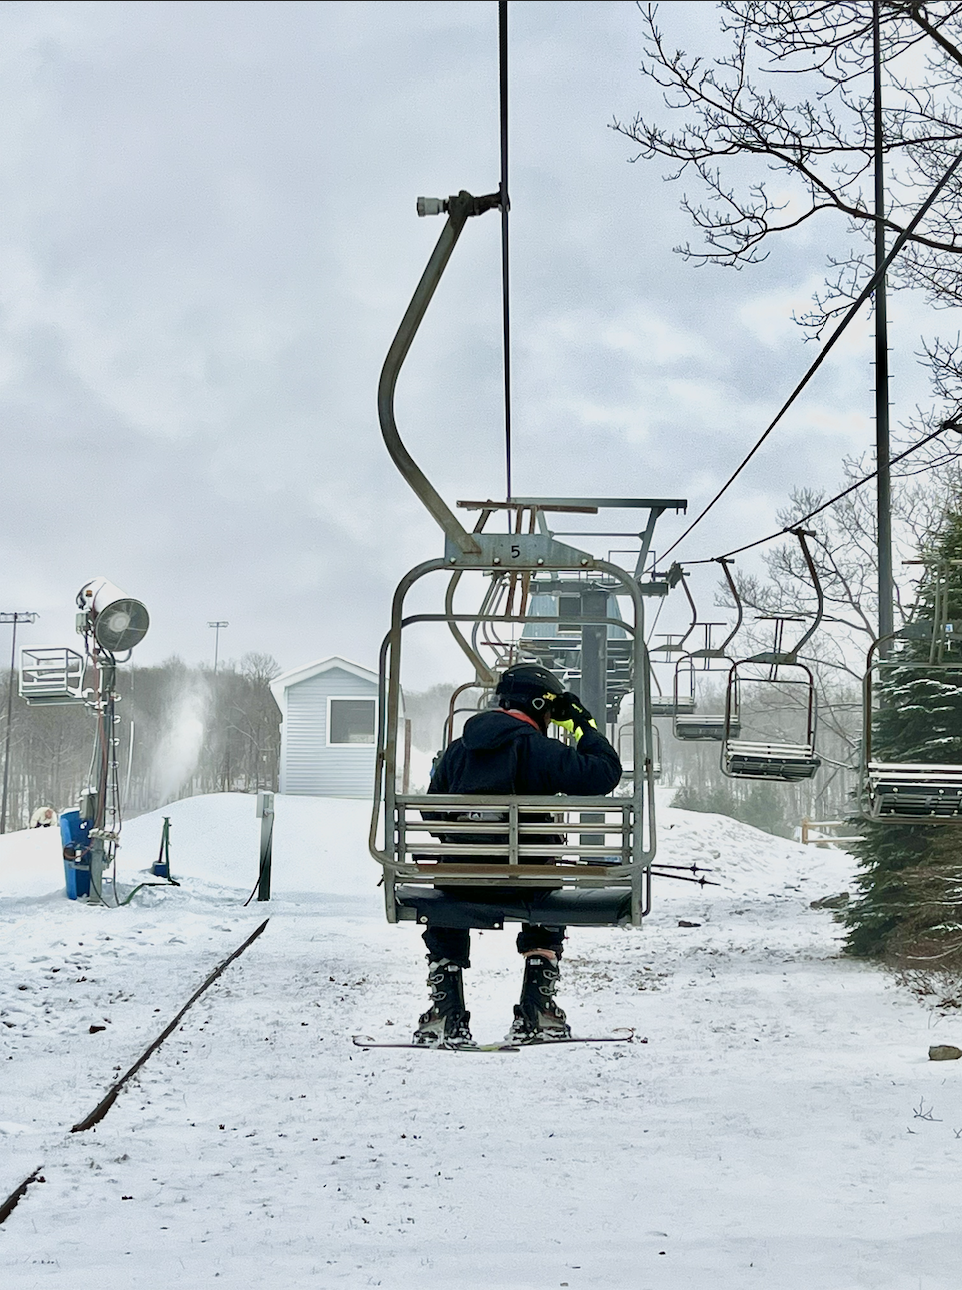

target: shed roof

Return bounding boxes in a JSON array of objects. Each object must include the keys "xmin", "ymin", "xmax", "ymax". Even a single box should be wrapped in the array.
[{"xmin": 269, "ymin": 656, "xmax": 379, "ymax": 704}]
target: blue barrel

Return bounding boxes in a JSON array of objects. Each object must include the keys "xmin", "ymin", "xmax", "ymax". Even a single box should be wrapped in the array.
[{"xmin": 60, "ymin": 809, "xmax": 92, "ymax": 900}]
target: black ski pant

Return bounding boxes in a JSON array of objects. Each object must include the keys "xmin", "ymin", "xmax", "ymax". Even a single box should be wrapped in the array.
[{"xmin": 422, "ymin": 921, "xmax": 565, "ymax": 969}]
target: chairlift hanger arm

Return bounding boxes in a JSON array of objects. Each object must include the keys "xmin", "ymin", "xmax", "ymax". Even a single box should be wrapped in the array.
[
  {"xmin": 715, "ymin": 557, "xmax": 743, "ymax": 655},
  {"xmin": 788, "ymin": 528, "xmax": 824, "ymax": 658},
  {"xmin": 378, "ymin": 190, "xmax": 502, "ymax": 558},
  {"xmin": 674, "ymin": 566, "xmax": 697, "ymax": 652},
  {"xmin": 747, "ymin": 531, "xmax": 824, "ymax": 664},
  {"xmin": 634, "ymin": 507, "xmax": 663, "ymax": 582}
]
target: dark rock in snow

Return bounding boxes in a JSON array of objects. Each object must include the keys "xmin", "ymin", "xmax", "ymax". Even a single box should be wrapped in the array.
[
  {"xmin": 928, "ymin": 1044, "xmax": 962, "ymax": 1061},
  {"xmin": 809, "ymin": 893, "xmax": 849, "ymax": 910}
]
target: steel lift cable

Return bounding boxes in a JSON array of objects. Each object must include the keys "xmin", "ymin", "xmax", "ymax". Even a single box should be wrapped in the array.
[
  {"xmin": 500, "ymin": 0, "xmax": 512, "ymax": 501},
  {"xmin": 659, "ymin": 150, "xmax": 962, "ymax": 564},
  {"xmin": 684, "ymin": 419, "xmax": 960, "ymax": 567}
]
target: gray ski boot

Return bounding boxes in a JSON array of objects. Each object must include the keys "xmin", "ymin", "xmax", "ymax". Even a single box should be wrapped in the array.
[
  {"xmin": 413, "ymin": 959, "xmax": 476, "ymax": 1048},
  {"xmin": 506, "ymin": 954, "xmax": 572, "ymax": 1043}
]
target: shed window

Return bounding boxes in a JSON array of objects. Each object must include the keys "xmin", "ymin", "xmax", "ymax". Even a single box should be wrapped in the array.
[{"xmin": 329, "ymin": 698, "xmax": 376, "ymax": 745}]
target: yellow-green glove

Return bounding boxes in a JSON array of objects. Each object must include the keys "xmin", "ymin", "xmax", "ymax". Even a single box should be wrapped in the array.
[{"xmin": 550, "ymin": 693, "xmax": 597, "ymax": 742}]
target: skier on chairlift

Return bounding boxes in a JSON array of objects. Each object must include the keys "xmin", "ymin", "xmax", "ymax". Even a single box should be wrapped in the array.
[{"xmin": 415, "ymin": 663, "xmax": 622, "ymax": 1047}]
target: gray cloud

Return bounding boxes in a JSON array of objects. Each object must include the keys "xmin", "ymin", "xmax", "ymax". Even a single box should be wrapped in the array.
[{"xmin": 0, "ymin": 1, "xmax": 942, "ymax": 676}]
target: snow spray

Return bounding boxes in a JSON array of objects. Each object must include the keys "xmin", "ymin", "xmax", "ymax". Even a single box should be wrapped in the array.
[{"xmin": 153, "ymin": 686, "xmax": 208, "ymax": 802}]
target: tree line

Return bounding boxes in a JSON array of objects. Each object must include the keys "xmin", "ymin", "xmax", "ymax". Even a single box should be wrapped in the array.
[{"xmin": 0, "ymin": 652, "xmax": 281, "ymax": 829}]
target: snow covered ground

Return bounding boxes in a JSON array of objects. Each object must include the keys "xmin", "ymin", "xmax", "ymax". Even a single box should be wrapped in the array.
[{"xmin": 2, "ymin": 792, "xmax": 961, "ymax": 1289}]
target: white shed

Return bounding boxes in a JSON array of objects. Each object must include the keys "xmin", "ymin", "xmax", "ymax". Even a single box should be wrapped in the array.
[{"xmin": 271, "ymin": 656, "xmax": 397, "ymax": 799}]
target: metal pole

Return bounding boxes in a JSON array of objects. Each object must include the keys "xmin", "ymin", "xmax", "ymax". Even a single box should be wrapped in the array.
[
  {"xmin": 1, "ymin": 618, "xmax": 19, "ymax": 836},
  {"xmin": 873, "ymin": 0, "xmax": 894, "ymax": 648},
  {"xmin": 256, "ymin": 791, "xmax": 273, "ymax": 901},
  {"xmin": 208, "ymin": 621, "xmax": 228, "ymax": 674},
  {"xmin": 0, "ymin": 611, "xmax": 38, "ymax": 835},
  {"xmin": 579, "ymin": 586, "xmax": 608, "ymax": 847}
]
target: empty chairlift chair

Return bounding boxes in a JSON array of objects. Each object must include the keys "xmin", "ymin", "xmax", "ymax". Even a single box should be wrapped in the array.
[
  {"xmin": 616, "ymin": 696, "xmax": 661, "ymax": 782},
  {"xmin": 673, "ymin": 559, "xmax": 742, "ymax": 743},
  {"xmin": 861, "ymin": 566, "xmax": 962, "ymax": 821},
  {"xmin": 722, "ymin": 531, "xmax": 823, "ymax": 783},
  {"xmin": 648, "ymin": 565, "xmax": 697, "ymax": 719}
]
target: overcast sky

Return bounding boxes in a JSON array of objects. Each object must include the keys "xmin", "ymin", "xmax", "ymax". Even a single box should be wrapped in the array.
[{"xmin": 0, "ymin": 0, "xmax": 944, "ymax": 684}]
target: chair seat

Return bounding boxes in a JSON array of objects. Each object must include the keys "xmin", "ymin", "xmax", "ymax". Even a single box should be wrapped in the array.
[
  {"xmin": 725, "ymin": 740, "xmax": 820, "ymax": 781},
  {"xmin": 395, "ymin": 884, "xmax": 634, "ymax": 929},
  {"xmin": 674, "ymin": 715, "xmax": 732, "ymax": 741},
  {"xmin": 867, "ymin": 763, "xmax": 962, "ymax": 818}
]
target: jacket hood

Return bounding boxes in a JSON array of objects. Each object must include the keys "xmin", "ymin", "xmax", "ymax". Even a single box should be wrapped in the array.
[{"xmin": 460, "ymin": 709, "xmax": 541, "ymax": 752}]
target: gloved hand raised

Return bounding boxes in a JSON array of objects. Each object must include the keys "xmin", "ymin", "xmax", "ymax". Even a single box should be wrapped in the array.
[{"xmin": 550, "ymin": 692, "xmax": 597, "ymax": 742}]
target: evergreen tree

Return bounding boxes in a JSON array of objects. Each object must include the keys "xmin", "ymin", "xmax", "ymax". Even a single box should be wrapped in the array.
[{"xmin": 843, "ymin": 502, "xmax": 962, "ymax": 960}]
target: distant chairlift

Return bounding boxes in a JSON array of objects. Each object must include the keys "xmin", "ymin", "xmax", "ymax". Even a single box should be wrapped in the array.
[
  {"xmin": 648, "ymin": 564, "xmax": 697, "ymax": 718},
  {"xmin": 617, "ymin": 707, "xmax": 661, "ymax": 782},
  {"xmin": 673, "ymin": 559, "xmax": 742, "ymax": 742},
  {"xmin": 517, "ymin": 579, "xmax": 634, "ymax": 724},
  {"xmin": 861, "ymin": 562, "xmax": 962, "ymax": 821},
  {"xmin": 722, "ymin": 530, "xmax": 823, "ymax": 782}
]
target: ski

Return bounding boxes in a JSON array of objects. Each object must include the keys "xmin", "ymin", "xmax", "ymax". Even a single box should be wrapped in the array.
[
  {"xmin": 352, "ymin": 1035, "xmax": 519, "ymax": 1052},
  {"xmin": 511, "ymin": 1029, "xmax": 640, "ymax": 1047},
  {"xmin": 351, "ymin": 1028, "xmax": 638, "ymax": 1052}
]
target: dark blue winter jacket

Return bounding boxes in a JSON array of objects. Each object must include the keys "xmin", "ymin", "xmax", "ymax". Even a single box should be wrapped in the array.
[
  {"xmin": 429, "ymin": 709, "xmax": 622, "ymax": 798},
  {"xmin": 425, "ymin": 710, "xmax": 622, "ymax": 862}
]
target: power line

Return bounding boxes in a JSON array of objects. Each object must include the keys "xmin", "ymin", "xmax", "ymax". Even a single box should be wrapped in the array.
[
  {"xmin": 659, "ymin": 149, "xmax": 962, "ymax": 563},
  {"xmin": 683, "ymin": 420, "xmax": 959, "ymax": 565}
]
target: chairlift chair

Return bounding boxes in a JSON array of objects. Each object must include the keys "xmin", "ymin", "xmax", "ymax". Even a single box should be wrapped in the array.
[
  {"xmin": 861, "ymin": 565, "xmax": 962, "ymax": 821},
  {"xmin": 617, "ymin": 714, "xmax": 661, "ymax": 782},
  {"xmin": 722, "ymin": 531, "xmax": 823, "ymax": 782},
  {"xmin": 369, "ymin": 185, "xmax": 687, "ymax": 931},
  {"xmin": 648, "ymin": 566, "xmax": 699, "ymax": 719},
  {"xmin": 672, "ymin": 559, "xmax": 743, "ymax": 742}
]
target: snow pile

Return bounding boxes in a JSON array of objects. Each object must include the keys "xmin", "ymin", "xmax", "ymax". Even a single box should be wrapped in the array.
[
  {"xmin": 656, "ymin": 801, "xmax": 854, "ymax": 898},
  {"xmin": 0, "ymin": 825, "xmax": 65, "ymax": 901},
  {"xmin": 0, "ymin": 793, "xmax": 383, "ymax": 905}
]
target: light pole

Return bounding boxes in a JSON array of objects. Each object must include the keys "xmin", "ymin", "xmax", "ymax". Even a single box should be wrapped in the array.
[
  {"xmin": 1, "ymin": 611, "xmax": 39, "ymax": 835},
  {"xmin": 208, "ymin": 621, "xmax": 228, "ymax": 674}
]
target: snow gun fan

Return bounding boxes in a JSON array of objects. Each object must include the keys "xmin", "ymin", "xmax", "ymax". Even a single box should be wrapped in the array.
[
  {"xmin": 19, "ymin": 576, "xmax": 152, "ymax": 905},
  {"xmin": 78, "ymin": 577, "xmax": 150, "ymax": 655}
]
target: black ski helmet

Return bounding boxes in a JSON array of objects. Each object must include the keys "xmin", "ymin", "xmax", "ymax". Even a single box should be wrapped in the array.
[{"xmin": 496, "ymin": 663, "xmax": 564, "ymax": 717}]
